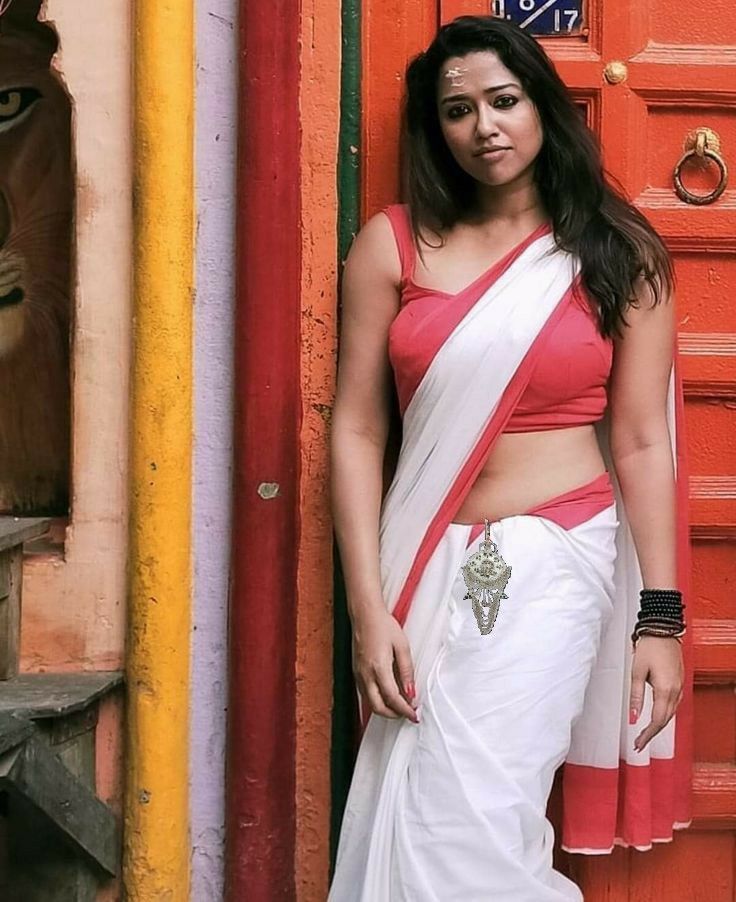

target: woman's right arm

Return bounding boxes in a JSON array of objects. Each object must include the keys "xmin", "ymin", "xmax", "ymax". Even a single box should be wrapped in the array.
[{"xmin": 330, "ymin": 211, "xmax": 419, "ymax": 722}]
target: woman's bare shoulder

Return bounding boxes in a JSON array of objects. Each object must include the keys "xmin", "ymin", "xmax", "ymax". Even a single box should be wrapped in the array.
[
  {"xmin": 343, "ymin": 209, "xmax": 402, "ymax": 293},
  {"xmin": 334, "ymin": 211, "xmax": 404, "ymax": 444}
]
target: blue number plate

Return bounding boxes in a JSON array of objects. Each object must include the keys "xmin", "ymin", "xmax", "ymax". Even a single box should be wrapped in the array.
[{"xmin": 491, "ymin": 0, "xmax": 584, "ymax": 35}]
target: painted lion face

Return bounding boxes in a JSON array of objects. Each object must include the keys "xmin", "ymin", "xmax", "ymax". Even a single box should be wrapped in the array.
[
  {"xmin": 0, "ymin": 31, "xmax": 71, "ymax": 357},
  {"xmin": 0, "ymin": 16, "xmax": 72, "ymax": 515}
]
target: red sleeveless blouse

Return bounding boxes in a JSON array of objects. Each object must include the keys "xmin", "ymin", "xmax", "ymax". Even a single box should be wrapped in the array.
[{"xmin": 382, "ymin": 204, "xmax": 613, "ymax": 431}]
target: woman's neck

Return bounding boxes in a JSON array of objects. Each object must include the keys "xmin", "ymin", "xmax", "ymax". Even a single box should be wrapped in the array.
[{"xmin": 469, "ymin": 174, "xmax": 547, "ymax": 229}]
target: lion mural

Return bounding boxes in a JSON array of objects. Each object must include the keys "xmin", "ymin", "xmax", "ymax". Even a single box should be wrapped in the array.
[{"xmin": 0, "ymin": 1, "xmax": 72, "ymax": 515}]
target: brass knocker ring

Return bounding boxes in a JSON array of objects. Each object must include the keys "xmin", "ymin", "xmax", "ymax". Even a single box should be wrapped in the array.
[{"xmin": 673, "ymin": 129, "xmax": 728, "ymax": 205}]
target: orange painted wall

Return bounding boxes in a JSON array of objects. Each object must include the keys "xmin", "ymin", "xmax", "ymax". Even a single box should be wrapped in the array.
[
  {"xmin": 362, "ymin": 0, "xmax": 437, "ymax": 216},
  {"xmin": 296, "ymin": 0, "xmax": 341, "ymax": 896}
]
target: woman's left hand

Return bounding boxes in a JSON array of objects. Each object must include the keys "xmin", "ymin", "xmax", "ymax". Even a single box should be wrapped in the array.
[{"xmin": 629, "ymin": 635, "xmax": 684, "ymax": 753}]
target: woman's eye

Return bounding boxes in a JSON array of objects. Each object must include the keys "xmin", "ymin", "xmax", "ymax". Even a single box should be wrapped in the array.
[
  {"xmin": 0, "ymin": 88, "xmax": 42, "ymax": 131},
  {"xmin": 447, "ymin": 104, "xmax": 470, "ymax": 119},
  {"xmin": 494, "ymin": 95, "xmax": 518, "ymax": 109}
]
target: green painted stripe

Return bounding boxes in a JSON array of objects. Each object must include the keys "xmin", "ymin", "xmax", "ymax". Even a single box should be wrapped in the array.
[
  {"xmin": 331, "ymin": 0, "xmax": 361, "ymax": 878},
  {"xmin": 337, "ymin": 0, "xmax": 361, "ymax": 266}
]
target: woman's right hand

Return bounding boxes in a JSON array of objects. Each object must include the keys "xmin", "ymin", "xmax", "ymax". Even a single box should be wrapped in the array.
[{"xmin": 351, "ymin": 607, "xmax": 419, "ymax": 723}]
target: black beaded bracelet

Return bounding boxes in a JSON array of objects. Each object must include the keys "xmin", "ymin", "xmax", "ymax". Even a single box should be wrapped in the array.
[
  {"xmin": 638, "ymin": 606, "xmax": 686, "ymax": 619},
  {"xmin": 640, "ymin": 593, "xmax": 682, "ymax": 603},
  {"xmin": 632, "ymin": 588, "xmax": 686, "ymax": 650},
  {"xmin": 639, "ymin": 589, "xmax": 684, "ymax": 614}
]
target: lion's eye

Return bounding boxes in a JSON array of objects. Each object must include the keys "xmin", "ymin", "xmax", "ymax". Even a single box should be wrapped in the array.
[{"xmin": 0, "ymin": 88, "xmax": 41, "ymax": 133}]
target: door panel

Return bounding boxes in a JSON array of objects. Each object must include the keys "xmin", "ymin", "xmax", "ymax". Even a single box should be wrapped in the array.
[{"xmin": 361, "ymin": 0, "xmax": 437, "ymax": 216}]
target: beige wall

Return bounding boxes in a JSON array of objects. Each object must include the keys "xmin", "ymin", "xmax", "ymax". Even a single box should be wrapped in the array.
[{"xmin": 21, "ymin": 0, "xmax": 132, "ymax": 671}]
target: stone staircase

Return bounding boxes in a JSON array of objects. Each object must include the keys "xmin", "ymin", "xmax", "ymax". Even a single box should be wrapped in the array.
[{"xmin": 0, "ymin": 518, "xmax": 122, "ymax": 901}]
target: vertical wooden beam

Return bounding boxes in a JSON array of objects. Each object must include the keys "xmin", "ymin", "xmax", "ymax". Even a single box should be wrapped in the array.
[
  {"xmin": 330, "ymin": 0, "xmax": 362, "ymax": 878},
  {"xmin": 125, "ymin": 0, "xmax": 194, "ymax": 897},
  {"xmin": 296, "ymin": 0, "xmax": 341, "ymax": 896},
  {"xmin": 225, "ymin": 1, "xmax": 301, "ymax": 899},
  {"xmin": 0, "ymin": 520, "xmax": 51, "ymax": 681},
  {"xmin": 0, "ymin": 548, "xmax": 21, "ymax": 680}
]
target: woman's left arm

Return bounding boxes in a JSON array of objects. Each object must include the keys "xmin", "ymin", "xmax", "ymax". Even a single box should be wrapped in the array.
[{"xmin": 608, "ymin": 274, "xmax": 684, "ymax": 754}]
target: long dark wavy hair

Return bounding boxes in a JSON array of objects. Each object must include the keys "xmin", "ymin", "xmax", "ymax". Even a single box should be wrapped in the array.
[{"xmin": 401, "ymin": 15, "xmax": 674, "ymax": 340}]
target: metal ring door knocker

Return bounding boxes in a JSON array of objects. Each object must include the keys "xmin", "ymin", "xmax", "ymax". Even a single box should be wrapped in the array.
[
  {"xmin": 461, "ymin": 519, "xmax": 512, "ymax": 635},
  {"xmin": 673, "ymin": 127, "xmax": 728, "ymax": 205}
]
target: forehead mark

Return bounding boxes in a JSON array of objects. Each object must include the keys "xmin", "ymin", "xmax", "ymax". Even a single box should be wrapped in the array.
[{"xmin": 444, "ymin": 66, "xmax": 468, "ymax": 87}]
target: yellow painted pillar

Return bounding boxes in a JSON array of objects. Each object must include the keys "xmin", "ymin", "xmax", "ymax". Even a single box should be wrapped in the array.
[{"xmin": 124, "ymin": 1, "xmax": 194, "ymax": 898}]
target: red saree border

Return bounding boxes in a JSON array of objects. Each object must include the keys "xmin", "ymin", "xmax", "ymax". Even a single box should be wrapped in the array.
[
  {"xmin": 562, "ymin": 758, "xmax": 684, "ymax": 852},
  {"xmin": 465, "ymin": 469, "xmax": 615, "ymax": 544},
  {"xmin": 562, "ymin": 757, "xmax": 691, "ymax": 853}
]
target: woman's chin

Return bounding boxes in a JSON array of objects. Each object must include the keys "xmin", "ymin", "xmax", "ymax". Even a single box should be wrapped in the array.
[
  {"xmin": 475, "ymin": 173, "xmax": 520, "ymax": 190},
  {"xmin": 469, "ymin": 164, "xmax": 534, "ymax": 191}
]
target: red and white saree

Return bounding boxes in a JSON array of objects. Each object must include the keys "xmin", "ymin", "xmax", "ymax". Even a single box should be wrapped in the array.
[{"xmin": 328, "ymin": 226, "xmax": 693, "ymax": 901}]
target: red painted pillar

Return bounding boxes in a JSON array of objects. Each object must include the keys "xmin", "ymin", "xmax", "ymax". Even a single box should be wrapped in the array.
[{"xmin": 225, "ymin": 1, "xmax": 301, "ymax": 898}]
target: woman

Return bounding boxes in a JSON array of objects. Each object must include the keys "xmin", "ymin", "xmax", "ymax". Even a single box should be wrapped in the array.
[{"xmin": 329, "ymin": 15, "xmax": 693, "ymax": 901}]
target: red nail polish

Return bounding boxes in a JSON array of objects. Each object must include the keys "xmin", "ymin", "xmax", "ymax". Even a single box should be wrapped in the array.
[
  {"xmin": 629, "ymin": 708, "xmax": 637, "ymax": 724},
  {"xmin": 406, "ymin": 681, "xmax": 415, "ymax": 699}
]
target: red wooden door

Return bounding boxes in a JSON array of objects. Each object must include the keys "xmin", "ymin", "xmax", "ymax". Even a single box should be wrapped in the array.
[{"xmin": 363, "ymin": 1, "xmax": 736, "ymax": 897}]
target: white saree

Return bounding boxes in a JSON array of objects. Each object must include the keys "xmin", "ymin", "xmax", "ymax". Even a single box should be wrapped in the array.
[{"xmin": 328, "ymin": 229, "xmax": 694, "ymax": 901}]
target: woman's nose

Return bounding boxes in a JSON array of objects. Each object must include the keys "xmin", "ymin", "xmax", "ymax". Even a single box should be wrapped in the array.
[{"xmin": 475, "ymin": 106, "xmax": 500, "ymax": 140}]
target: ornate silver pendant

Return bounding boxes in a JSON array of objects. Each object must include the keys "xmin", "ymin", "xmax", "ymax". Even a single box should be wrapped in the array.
[{"xmin": 461, "ymin": 519, "xmax": 512, "ymax": 635}]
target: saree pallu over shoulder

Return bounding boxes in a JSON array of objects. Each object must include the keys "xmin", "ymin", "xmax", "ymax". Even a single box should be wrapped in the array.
[{"xmin": 333, "ymin": 230, "xmax": 693, "ymax": 892}]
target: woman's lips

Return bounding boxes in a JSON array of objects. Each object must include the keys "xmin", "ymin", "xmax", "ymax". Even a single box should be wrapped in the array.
[{"xmin": 476, "ymin": 147, "xmax": 510, "ymax": 160}]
